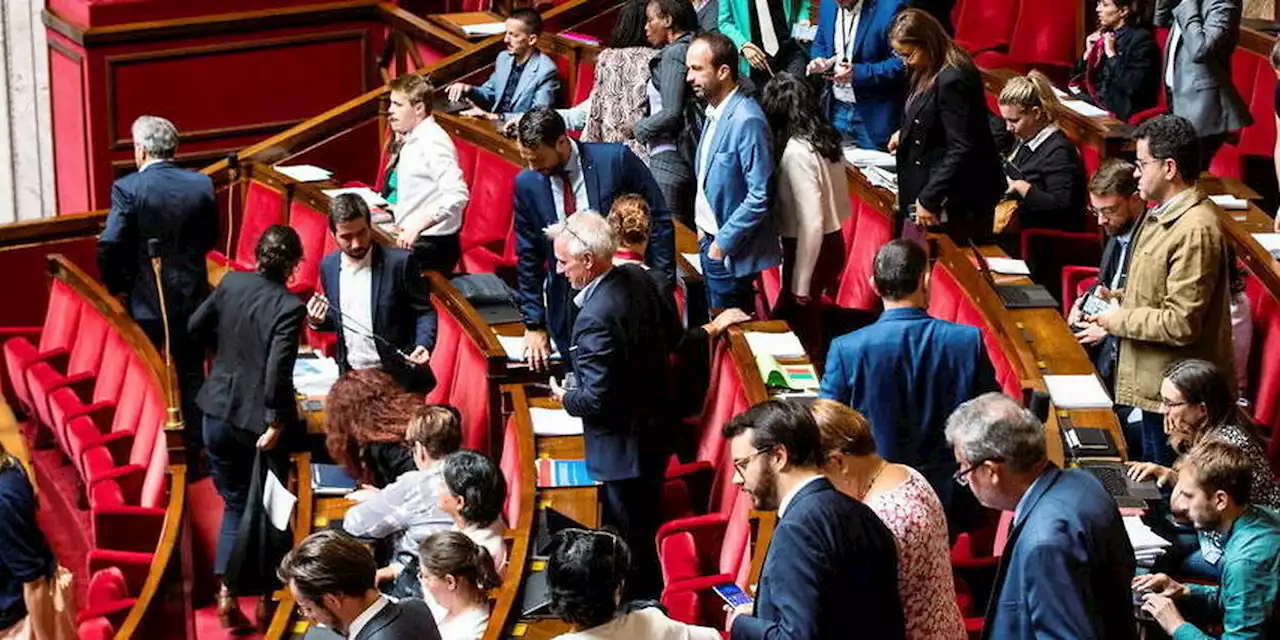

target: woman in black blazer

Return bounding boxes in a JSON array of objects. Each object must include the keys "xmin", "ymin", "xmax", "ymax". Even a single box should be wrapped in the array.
[
  {"xmin": 1070, "ymin": 0, "xmax": 1159, "ymax": 122},
  {"xmin": 888, "ymin": 9, "xmax": 1004, "ymax": 244},
  {"xmin": 997, "ymin": 72, "xmax": 1088, "ymax": 233},
  {"xmin": 189, "ymin": 225, "xmax": 306, "ymax": 630}
]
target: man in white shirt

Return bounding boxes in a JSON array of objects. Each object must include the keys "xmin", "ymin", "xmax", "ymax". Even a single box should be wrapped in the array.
[
  {"xmin": 307, "ymin": 195, "xmax": 437, "ymax": 394},
  {"xmin": 282, "ymin": 530, "xmax": 441, "ymax": 640},
  {"xmin": 385, "ymin": 73, "xmax": 470, "ymax": 275}
]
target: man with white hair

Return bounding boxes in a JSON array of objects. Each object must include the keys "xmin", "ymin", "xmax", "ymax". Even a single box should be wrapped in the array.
[
  {"xmin": 98, "ymin": 115, "xmax": 218, "ymax": 461},
  {"xmin": 945, "ymin": 393, "xmax": 1136, "ymax": 639},
  {"xmin": 546, "ymin": 211, "xmax": 682, "ymax": 600}
]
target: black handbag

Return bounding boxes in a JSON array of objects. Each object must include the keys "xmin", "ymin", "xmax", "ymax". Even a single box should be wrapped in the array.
[{"xmin": 225, "ymin": 449, "xmax": 295, "ymax": 595}]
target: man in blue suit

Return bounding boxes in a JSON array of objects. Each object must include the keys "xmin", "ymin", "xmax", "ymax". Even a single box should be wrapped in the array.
[
  {"xmin": 547, "ymin": 211, "xmax": 682, "ymax": 600},
  {"xmin": 946, "ymin": 393, "xmax": 1136, "ymax": 640},
  {"xmin": 805, "ymin": 0, "xmax": 908, "ymax": 150},
  {"xmin": 512, "ymin": 107, "xmax": 674, "ymax": 370},
  {"xmin": 724, "ymin": 400, "xmax": 904, "ymax": 639},
  {"xmin": 686, "ymin": 32, "xmax": 781, "ymax": 310},
  {"xmin": 820, "ymin": 239, "xmax": 998, "ymax": 519},
  {"xmin": 98, "ymin": 115, "xmax": 218, "ymax": 458},
  {"xmin": 306, "ymin": 195, "xmax": 437, "ymax": 394},
  {"xmin": 445, "ymin": 8, "xmax": 560, "ymax": 124}
]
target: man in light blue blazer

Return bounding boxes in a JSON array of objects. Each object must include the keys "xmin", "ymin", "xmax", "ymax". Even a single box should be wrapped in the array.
[
  {"xmin": 946, "ymin": 394, "xmax": 1136, "ymax": 640},
  {"xmin": 446, "ymin": 8, "xmax": 560, "ymax": 123},
  {"xmin": 686, "ymin": 32, "xmax": 780, "ymax": 310},
  {"xmin": 806, "ymin": 0, "xmax": 907, "ymax": 150}
]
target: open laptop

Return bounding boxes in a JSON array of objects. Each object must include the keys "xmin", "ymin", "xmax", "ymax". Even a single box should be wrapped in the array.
[
  {"xmin": 968, "ymin": 241, "xmax": 1059, "ymax": 309},
  {"xmin": 1076, "ymin": 461, "xmax": 1163, "ymax": 509}
]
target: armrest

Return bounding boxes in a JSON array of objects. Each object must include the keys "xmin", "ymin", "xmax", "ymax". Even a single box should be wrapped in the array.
[
  {"xmin": 29, "ymin": 346, "xmax": 70, "ymax": 373},
  {"xmin": 92, "ymin": 505, "xmax": 165, "ymax": 553},
  {"xmin": 64, "ymin": 401, "xmax": 117, "ymax": 430},
  {"xmin": 81, "ymin": 431, "xmax": 135, "ymax": 468},
  {"xmin": 76, "ymin": 599, "xmax": 136, "ymax": 626},
  {"xmin": 1127, "ymin": 106, "xmax": 1168, "ymax": 126},
  {"xmin": 87, "ymin": 464, "xmax": 145, "ymax": 504},
  {"xmin": 661, "ymin": 572, "xmax": 736, "ymax": 628},
  {"xmin": 41, "ymin": 370, "xmax": 96, "ymax": 402},
  {"xmin": 656, "ymin": 512, "xmax": 730, "ymax": 542},
  {"xmin": 87, "ymin": 550, "xmax": 154, "ymax": 595}
]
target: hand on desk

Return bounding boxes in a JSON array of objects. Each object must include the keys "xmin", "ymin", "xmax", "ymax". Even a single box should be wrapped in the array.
[
  {"xmin": 347, "ymin": 485, "xmax": 380, "ymax": 502},
  {"xmin": 460, "ymin": 107, "xmax": 500, "ymax": 121},
  {"xmin": 523, "ymin": 329, "xmax": 552, "ymax": 372},
  {"xmin": 705, "ymin": 308, "xmax": 751, "ymax": 338},
  {"xmin": 446, "ymin": 82, "xmax": 471, "ymax": 103},
  {"xmin": 1126, "ymin": 461, "xmax": 1174, "ymax": 486}
]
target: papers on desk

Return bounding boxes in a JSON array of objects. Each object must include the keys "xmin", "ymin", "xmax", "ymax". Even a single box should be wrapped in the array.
[
  {"xmin": 757, "ymin": 355, "xmax": 820, "ymax": 392},
  {"xmin": 322, "ymin": 187, "xmax": 388, "ymax": 209},
  {"xmin": 293, "ymin": 355, "xmax": 340, "ymax": 397},
  {"xmin": 263, "ymin": 469, "xmax": 297, "ymax": 531},
  {"xmin": 529, "ymin": 408, "xmax": 584, "ymax": 437},
  {"xmin": 843, "ymin": 147, "xmax": 897, "ymax": 169},
  {"xmin": 274, "ymin": 164, "xmax": 333, "ymax": 183},
  {"xmin": 744, "ymin": 331, "xmax": 806, "ymax": 359},
  {"xmin": 1209, "ymin": 194, "xmax": 1249, "ymax": 210},
  {"xmin": 1043, "ymin": 374, "xmax": 1114, "ymax": 409},
  {"xmin": 461, "ymin": 22, "xmax": 506, "ymax": 37},
  {"xmin": 1252, "ymin": 233, "xmax": 1280, "ymax": 260},
  {"xmin": 861, "ymin": 166, "xmax": 899, "ymax": 194},
  {"xmin": 984, "ymin": 257, "xmax": 1031, "ymax": 276},
  {"xmin": 680, "ymin": 253, "xmax": 703, "ymax": 276},
  {"xmin": 791, "ymin": 22, "xmax": 818, "ymax": 42},
  {"xmin": 1060, "ymin": 99, "xmax": 1110, "ymax": 118},
  {"xmin": 1051, "ymin": 86, "xmax": 1070, "ymax": 99},
  {"xmin": 495, "ymin": 333, "xmax": 561, "ymax": 363},
  {"xmin": 535, "ymin": 458, "xmax": 598, "ymax": 488},
  {"xmin": 1124, "ymin": 516, "xmax": 1172, "ymax": 567}
]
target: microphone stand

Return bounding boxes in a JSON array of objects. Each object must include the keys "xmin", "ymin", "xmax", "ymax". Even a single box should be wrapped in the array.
[
  {"xmin": 148, "ymin": 239, "xmax": 185, "ymax": 434},
  {"xmin": 316, "ymin": 295, "xmax": 424, "ymax": 368}
]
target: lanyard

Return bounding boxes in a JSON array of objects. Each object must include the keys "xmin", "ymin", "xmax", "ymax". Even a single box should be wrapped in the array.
[{"xmin": 838, "ymin": 4, "xmax": 859, "ymax": 62}]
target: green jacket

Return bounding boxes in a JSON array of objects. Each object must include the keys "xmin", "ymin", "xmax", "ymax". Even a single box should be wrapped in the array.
[
  {"xmin": 1172, "ymin": 505, "xmax": 1280, "ymax": 640},
  {"xmin": 718, "ymin": 0, "xmax": 810, "ymax": 78}
]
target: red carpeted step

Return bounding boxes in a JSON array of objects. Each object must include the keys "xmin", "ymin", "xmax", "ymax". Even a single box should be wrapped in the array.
[{"xmin": 193, "ymin": 596, "xmax": 266, "ymax": 639}]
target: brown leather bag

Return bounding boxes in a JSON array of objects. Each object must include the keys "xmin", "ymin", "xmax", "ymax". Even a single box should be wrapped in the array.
[
  {"xmin": 22, "ymin": 567, "xmax": 77, "ymax": 640},
  {"xmin": 993, "ymin": 198, "xmax": 1021, "ymax": 235}
]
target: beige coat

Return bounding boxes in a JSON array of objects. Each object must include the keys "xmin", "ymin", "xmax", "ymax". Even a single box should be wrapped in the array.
[
  {"xmin": 775, "ymin": 138, "xmax": 852, "ymax": 297},
  {"xmin": 1111, "ymin": 186, "xmax": 1235, "ymax": 412}
]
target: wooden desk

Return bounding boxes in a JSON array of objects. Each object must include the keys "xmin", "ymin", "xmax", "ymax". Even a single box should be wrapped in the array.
[
  {"xmin": 428, "ymin": 11, "xmax": 506, "ymax": 39},
  {"xmin": 980, "ymin": 67, "xmax": 1134, "ymax": 161}
]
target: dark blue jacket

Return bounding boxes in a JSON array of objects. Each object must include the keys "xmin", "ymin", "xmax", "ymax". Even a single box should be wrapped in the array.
[
  {"xmin": 98, "ymin": 160, "xmax": 218, "ymax": 323},
  {"xmin": 0, "ymin": 463, "xmax": 53, "ymax": 630},
  {"xmin": 819, "ymin": 307, "xmax": 999, "ymax": 508},
  {"xmin": 514, "ymin": 142, "xmax": 674, "ymax": 354},
  {"xmin": 561, "ymin": 265, "xmax": 681, "ymax": 482},
  {"xmin": 315, "ymin": 244, "xmax": 438, "ymax": 395},
  {"xmin": 984, "ymin": 467, "xmax": 1136, "ymax": 640},
  {"xmin": 810, "ymin": 0, "xmax": 908, "ymax": 150},
  {"xmin": 731, "ymin": 477, "xmax": 904, "ymax": 640}
]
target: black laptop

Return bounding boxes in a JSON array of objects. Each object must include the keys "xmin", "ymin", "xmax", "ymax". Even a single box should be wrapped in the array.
[
  {"xmin": 1076, "ymin": 461, "xmax": 1163, "ymax": 509},
  {"xmin": 968, "ymin": 242, "xmax": 1059, "ymax": 310}
]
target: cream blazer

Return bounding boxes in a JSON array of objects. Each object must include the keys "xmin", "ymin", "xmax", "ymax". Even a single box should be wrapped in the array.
[{"xmin": 775, "ymin": 138, "xmax": 852, "ymax": 297}]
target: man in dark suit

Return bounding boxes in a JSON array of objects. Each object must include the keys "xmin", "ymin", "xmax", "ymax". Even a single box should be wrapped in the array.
[
  {"xmin": 819, "ymin": 239, "xmax": 998, "ymax": 524},
  {"xmin": 547, "ymin": 211, "xmax": 681, "ymax": 600},
  {"xmin": 281, "ymin": 530, "xmax": 441, "ymax": 640},
  {"xmin": 306, "ymin": 194, "xmax": 437, "ymax": 395},
  {"xmin": 945, "ymin": 393, "xmax": 1136, "ymax": 640},
  {"xmin": 723, "ymin": 399, "xmax": 904, "ymax": 639},
  {"xmin": 513, "ymin": 107, "xmax": 675, "ymax": 370},
  {"xmin": 98, "ymin": 115, "xmax": 217, "ymax": 456}
]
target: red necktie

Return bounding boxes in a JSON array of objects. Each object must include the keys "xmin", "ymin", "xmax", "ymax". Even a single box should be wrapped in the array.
[{"xmin": 558, "ymin": 171, "xmax": 576, "ymax": 218}]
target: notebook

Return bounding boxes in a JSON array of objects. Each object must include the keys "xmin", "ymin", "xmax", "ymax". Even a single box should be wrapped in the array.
[
  {"xmin": 529, "ymin": 408, "xmax": 584, "ymax": 437},
  {"xmin": 311, "ymin": 463, "xmax": 358, "ymax": 496},
  {"xmin": 743, "ymin": 331, "xmax": 806, "ymax": 358},
  {"xmin": 1043, "ymin": 374, "xmax": 1114, "ymax": 409},
  {"xmin": 755, "ymin": 354, "xmax": 820, "ymax": 392},
  {"xmin": 535, "ymin": 459, "xmax": 598, "ymax": 488},
  {"xmin": 273, "ymin": 164, "xmax": 333, "ymax": 183}
]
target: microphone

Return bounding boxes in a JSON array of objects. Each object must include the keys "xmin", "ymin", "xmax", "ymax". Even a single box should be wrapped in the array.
[
  {"xmin": 148, "ymin": 238, "xmax": 184, "ymax": 430},
  {"xmin": 1027, "ymin": 388, "xmax": 1052, "ymax": 424},
  {"xmin": 311, "ymin": 293, "xmax": 424, "ymax": 368}
]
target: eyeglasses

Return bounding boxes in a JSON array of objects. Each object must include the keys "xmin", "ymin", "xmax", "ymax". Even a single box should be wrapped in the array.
[
  {"xmin": 1160, "ymin": 397, "xmax": 1189, "ymax": 409},
  {"xmin": 732, "ymin": 447, "xmax": 774, "ymax": 478},
  {"xmin": 953, "ymin": 457, "xmax": 1003, "ymax": 486},
  {"xmin": 1134, "ymin": 157, "xmax": 1166, "ymax": 173},
  {"xmin": 1087, "ymin": 204, "xmax": 1122, "ymax": 219}
]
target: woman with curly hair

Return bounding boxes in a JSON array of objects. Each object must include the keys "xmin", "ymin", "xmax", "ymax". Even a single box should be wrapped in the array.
[{"xmin": 323, "ymin": 369, "xmax": 420, "ymax": 488}]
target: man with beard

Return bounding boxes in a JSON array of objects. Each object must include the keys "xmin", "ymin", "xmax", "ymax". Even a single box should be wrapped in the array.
[
  {"xmin": 722, "ymin": 400, "xmax": 904, "ymax": 639},
  {"xmin": 307, "ymin": 194, "xmax": 438, "ymax": 394},
  {"xmin": 1133, "ymin": 440, "xmax": 1280, "ymax": 639}
]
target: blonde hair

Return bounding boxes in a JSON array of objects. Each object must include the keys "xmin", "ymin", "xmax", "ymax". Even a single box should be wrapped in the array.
[
  {"xmin": 607, "ymin": 194, "xmax": 652, "ymax": 248},
  {"xmin": 998, "ymin": 71, "xmax": 1062, "ymax": 123},
  {"xmin": 811, "ymin": 399, "xmax": 877, "ymax": 457},
  {"xmin": 388, "ymin": 73, "xmax": 435, "ymax": 110}
]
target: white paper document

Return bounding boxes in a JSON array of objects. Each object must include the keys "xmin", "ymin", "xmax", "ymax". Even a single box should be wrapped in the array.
[
  {"xmin": 1252, "ymin": 233, "xmax": 1280, "ymax": 255},
  {"xmin": 530, "ymin": 408, "xmax": 585, "ymax": 436},
  {"xmin": 843, "ymin": 147, "xmax": 897, "ymax": 169},
  {"xmin": 322, "ymin": 187, "xmax": 388, "ymax": 208},
  {"xmin": 495, "ymin": 333, "xmax": 561, "ymax": 363},
  {"xmin": 1209, "ymin": 194, "xmax": 1249, "ymax": 210},
  {"xmin": 744, "ymin": 331, "xmax": 806, "ymax": 359},
  {"xmin": 293, "ymin": 355, "xmax": 340, "ymax": 397},
  {"xmin": 461, "ymin": 22, "xmax": 507, "ymax": 36},
  {"xmin": 1043, "ymin": 374, "xmax": 1114, "ymax": 409},
  {"xmin": 984, "ymin": 257, "xmax": 1031, "ymax": 276},
  {"xmin": 274, "ymin": 164, "xmax": 333, "ymax": 183},
  {"xmin": 263, "ymin": 469, "xmax": 298, "ymax": 531},
  {"xmin": 680, "ymin": 253, "xmax": 703, "ymax": 276},
  {"xmin": 1060, "ymin": 99, "xmax": 1109, "ymax": 118}
]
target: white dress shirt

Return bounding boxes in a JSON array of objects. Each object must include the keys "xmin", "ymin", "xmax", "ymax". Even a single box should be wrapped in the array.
[
  {"xmin": 831, "ymin": 2, "xmax": 862, "ymax": 104},
  {"xmin": 695, "ymin": 88, "xmax": 740, "ymax": 237},
  {"xmin": 347, "ymin": 595, "xmax": 390, "ymax": 640},
  {"xmin": 437, "ymin": 605, "xmax": 490, "ymax": 640},
  {"xmin": 339, "ymin": 250, "xmax": 381, "ymax": 370},
  {"xmin": 573, "ymin": 268, "xmax": 609, "ymax": 308},
  {"xmin": 1165, "ymin": 23, "xmax": 1181, "ymax": 90},
  {"xmin": 777, "ymin": 473, "xmax": 825, "ymax": 519},
  {"xmin": 551, "ymin": 139, "xmax": 590, "ymax": 221},
  {"xmin": 396, "ymin": 116, "xmax": 470, "ymax": 237}
]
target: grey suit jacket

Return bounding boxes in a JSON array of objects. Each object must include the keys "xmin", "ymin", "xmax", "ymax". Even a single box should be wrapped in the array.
[
  {"xmin": 696, "ymin": 0, "xmax": 719, "ymax": 33},
  {"xmin": 471, "ymin": 50, "xmax": 560, "ymax": 120},
  {"xmin": 303, "ymin": 599, "xmax": 443, "ymax": 640},
  {"xmin": 1154, "ymin": 0, "xmax": 1252, "ymax": 137}
]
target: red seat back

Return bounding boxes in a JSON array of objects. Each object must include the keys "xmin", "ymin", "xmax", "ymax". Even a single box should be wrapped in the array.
[
  {"xmin": 39, "ymin": 280, "xmax": 82, "ymax": 353},
  {"xmin": 91, "ymin": 332, "xmax": 132, "ymax": 406},
  {"xmin": 699, "ymin": 341, "xmax": 752, "ymax": 517},
  {"xmin": 425, "ymin": 298, "xmax": 463, "ymax": 407},
  {"xmin": 234, "ymin": 181, "xmax": 287, "ymax": 265},
  {"xmin": 954, "ymin": 0, "xmax": 1019, "ymax": 54},
  {"xmin": 575, "ymin": 58, "xmax": 597, "ymax": 107},
  {"xmin": 1004, "ymin": 0, "xmax": 1079, "ymax": 70},
  {"xmin": 1231, "ymin": 50, "xmax": 1276, "ymax": 160},
  {"xmin": 288, "ymin": 198, "xmax": 332, "ymax": 295},
  {"xmin": 460, "ymin": 150, "xmax": 520, "ymax": 273},
  {"xmin": 928, "ymin": 263, "xmax": 1023, "ymax": 398},
  {"xmin": 499, "ymin": 417, "xmax": 522, "ymax": 528},
  {"xmin": 834, "ymin": 198, "xmax": 892, "ymax": 311},
  {"xmin": 1245, "ymin": 276, "xmax": 1280, "ymax": 438},
  {"xmin": 453, "ymin": 139, "xmax": 479, "ymax": 191}
]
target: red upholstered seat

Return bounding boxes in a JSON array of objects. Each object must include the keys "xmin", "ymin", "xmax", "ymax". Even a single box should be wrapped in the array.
[
  {"xmin": 65, "ymin": 357, "xmax": 156, "ymax": 480},
  {"xmin": 426, "ymin": 297, "xmax": 463, "ymax": 406},
  {"xmin": 928, "ymin": 263, "xmax": 1023, "ymax": 397},
  {"xmin": 575, "ymin": 58, "xmax": 596, "ymax": 107},
  {"xmin": 954, "ymin": 0, "xmax": 1019, "ymax": 56},
  {"xmin": 77, "ymin": 617, "xmax": 115, "ymax": 640},
  {"xmin": 2, "ymin": 279, "xmax": 82, "ymax": 414},
  {"xmin": 454, "ymin": 139, "xmax": 479, "ymax": 190},
  {"xmin": 211, "ymin": 180, "xmax": 287, "ymax": 270},
  {"xmin": 972, "ymin": 0, "xmax": 1078, "ymax": 75},
  {"xmin": 757, "ymin": 267, "xmax": 781, "ymax": 317},
  {"xmin": 87, "ymin": 549, "xmax": 154, "ymax": 597},
  {"xmin": 288, "ymin": 198, "xmax": 332, "ymax": 297},
  {"xmin": 1244, "ymin": 276, "xmax": 1280, "ymax": 442},
  {"xmin": 499, "ymin": 416, "xmax": 523, "ymax": 528},
  {"xmin": 1209, "ymin": 49, "xmax": 1276, "ymax": 180},
  {"xmin": 832, "ymin": 197, "xmax": 892, "ymax": 312},
  {"xmin": 459, "ymin": 149, "xmax": 521, "ymax": 274},
  {"xmin": 658, "ymin": 492, "xmax": 754, "ymax": 627},
  {"xmin": 1128, "ymin": 28, "xmax": 1170, "ymax": 126},
  {"xmin": 25, "ymin": 306, "xmax": 109, "ymax": 451},
  {"xmin": 426, "ymin": 299, "xmax": 492, "ymax": 454},
  {"xmin": 1061, "ymin": 266, "xmax": 1100, "ymax": 317}
]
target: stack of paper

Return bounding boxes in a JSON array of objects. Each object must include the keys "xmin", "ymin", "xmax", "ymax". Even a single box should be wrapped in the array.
[
  {"xmin": 529, "ymin": 408, "xmax": 584, "ymax": 437},
  {"xmin": 293, "ymin": 355, "xmax": 340, "ymax": 397},
  {"xmin": 680, "ymin": 253, "xmax": 703, "ymax": 276},
  {"xmin": 843, "ymin": 147, "xmax": 897, "ymax": 169},
  {"xmin": 1043, "ymin": 374, "xmax": 1114, "ymax": 409},
  {"xmin": 461, "ymin": 22, "xmax": 506, "ymax": 37},
  {"xmin": 984, "ymin": 257, "xmax": 1031, "ymax": 276},
  {"xmin": 495, "ymin": 333, "xmax": 561, "ymax": 363},
  {"xmin": 1209, "ymin": 194, "xmax": 1249, "ymax": 210},
  {"xmin": 1252, "ymin": 233, "xmax": 1280, "ymax": 260},
  {"xmin": 322, "ymin": 187, "xmax": 388, "ymax": 209},
  {"xmin": 744, "ymin": 331, "xmax": 806, "ymax": 358},
  {"xmin": 1124, "ymin": 516, "xmax": 1172, "ymax": 567},
  {"xmin": 1061, "ymin": 99, "xmax": 1110, "ymax": 118},
  {"xmin": 274, "ymin": 164, "xmax": 333, "ymax": 183},
  {"xmin": 861, "ymin": 166, "xmax": 899, "ymax": 194}
]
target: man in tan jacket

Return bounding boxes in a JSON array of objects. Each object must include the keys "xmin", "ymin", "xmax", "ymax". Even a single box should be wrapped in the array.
[{"xmin": 1078, "ymin": 115, "xmax": 1234, "ymax": 465}]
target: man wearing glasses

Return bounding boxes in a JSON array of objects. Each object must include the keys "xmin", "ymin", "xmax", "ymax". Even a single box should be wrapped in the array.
[
  {"xmin": 946, "ymin": 393, "xmax": 1136, "ymax": 639},
  {"xmin": 1076, "ymin": 115, "xmax": 1234, "ymax": 467}
]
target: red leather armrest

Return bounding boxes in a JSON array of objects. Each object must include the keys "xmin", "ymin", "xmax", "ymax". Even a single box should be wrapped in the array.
[
  {"xmin": 88, "ymin": 464, "xmax": 145, "ymax": 503},
  {"xmin": 81, "ymin": 431, "xmax": 135, "ymax": 468},
  {"xmin": 41, "ymin": 370, "xmax": 95, "ymax": 401},
  {"xmin": 64, "ymin": 401, "xmax": 116, "ymax": 429},
  {"xmin": 87, "ymin": 550, "xmax": 154, "ymax": 595},
  {"xmin": 92, "ymin": 505, "xmax": 165, "ymax": 553},
  {"xmin": 656, "ymin": 512, "xmax": 729, "ymax": 541},
  {"xmin": 1127, "ymin": 106, "xmax": 1168, "ymax": 126},
  {"xmin": 22, "ymin": 345, "xmax": 70, "ymax": 373}
]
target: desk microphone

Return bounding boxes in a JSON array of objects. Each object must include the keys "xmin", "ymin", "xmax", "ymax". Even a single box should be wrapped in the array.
[
  {"xmin": 311, "ymin": 293, "xmax": 424, "ymax": 368},
  {"xmin": 1027, "ymin": 388, "xmax": 1052, "ymax": 425},
  {"xmin": 148, "ymin": 238, "xmax": 184, "ymax": 430}
]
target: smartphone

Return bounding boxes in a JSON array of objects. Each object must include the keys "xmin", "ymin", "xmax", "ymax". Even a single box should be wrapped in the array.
[
  {"xmin": 1132, "ymin": 590, "xmax": 1155, "ymax": 622},
  {"xmin": 712, "ymin": 583, "xmax": 754, "ymax": 608}
]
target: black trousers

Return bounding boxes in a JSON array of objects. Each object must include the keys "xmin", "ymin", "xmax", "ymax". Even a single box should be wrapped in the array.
[
  {"xmin": 600, "ymin": 472, "xmax": 665, "ymax": 601},
  {"xmin": 411, "ymin": 232, "xmax": 461, "ymax": 275}
]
